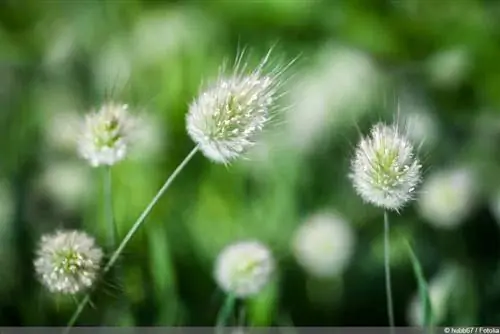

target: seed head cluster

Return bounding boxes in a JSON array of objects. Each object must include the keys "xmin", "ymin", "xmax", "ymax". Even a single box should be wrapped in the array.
[
  {"xmin": 214, "ymin": 240, "xmax": 274, "ymax": 298},
  {"xmin": 186, "ymin": 54, "xmax": 285, "ymax": 164},
  {"xmin": 34, "ymin": 230, "xmax": 103, "ymax": 295},
  {"xmin": 350, "ymin": 122, "xmax": 422, "ymax": 211},
  {"xmin": 78, "ymin": 102, "xmax": 135, "ymax": 167}
]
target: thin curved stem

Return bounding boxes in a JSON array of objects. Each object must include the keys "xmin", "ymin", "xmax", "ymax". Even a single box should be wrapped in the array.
[
  {"xmin": 65, "ymin": 294, "xmax": 90, "ymax": 333},
  {"xmin": 384, "ymin": 210, "xmax": 395, "ymax": 333},
  {"xmin": 64, "ymin": 146, "xmax": 199, "ymax": 333}
]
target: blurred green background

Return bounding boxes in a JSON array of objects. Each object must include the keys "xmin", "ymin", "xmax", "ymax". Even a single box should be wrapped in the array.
[{"xmin": 1, "ymin": 0, "xmax": 500, "ymax": 327}]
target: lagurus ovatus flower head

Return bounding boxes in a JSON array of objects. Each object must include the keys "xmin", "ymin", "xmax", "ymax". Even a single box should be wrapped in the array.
[
  {"xmin": 350, "ymin": 122, "xmax": 422, "ymax": 211},
  {"xmin": 186, "ymin": 49, "xmax": 291, "ymax": 164},
  {"xmin": 34, "ymin": 230, "xmax": 103, "ymax": 295},
  {"xmin": 214, "ymin": 240, "xmax": 274, "ymax": 298},
  {"xmin": 292, "ymin": 212, "xmax": 356, "ymax": 278},
  {"xmin": 418, "ymin": 167, "xmax": 477, "ymax": 229},
  {"xmin": 78, "ymin": 102, "xmax": 136, "ymax": 167}
]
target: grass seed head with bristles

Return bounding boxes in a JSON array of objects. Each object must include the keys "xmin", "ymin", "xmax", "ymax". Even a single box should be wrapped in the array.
[
  {"xmin": 78, "ymin": 102, "xmax": 136, "ymax": 167},
  {"xmin": 350, "ymin": 122, "xmax": 422, "ymax": 211},
  {"xmin": 214, "ymin": 240, "xmax": 274, "ymax": 298},
  {"xmin": 186, "ymin": 49, "xmax": 292, "ymax": 164},
  {"xmin": 34, "ymin": 230, "xmax": 103, "ymax": 295}
]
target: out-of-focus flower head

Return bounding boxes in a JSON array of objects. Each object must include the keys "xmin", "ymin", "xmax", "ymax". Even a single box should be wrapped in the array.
[
  {"xmin": 34, "ymin": 230, "xmax": 103, "ymax": 295},
  {"xmin": 44, "ymin": 112, "xmax": 81, "ymax": 153},
  {"xmin": 214, "ymin": 240, "xmax": 274, "ymax": 298},
  {"xmin": 400, "ymin": 103, "xmax": 439, "ymax": 150},
  {"xmin": 418, "ymin": 167, "xmax": 478, "ymax": 229},
  {"xmin": 350, "ymin": 122, "xmax": 422, "ymax": 211},
  {"xmin": 427, "ymin": 47, "xmax": 471, "ymax": 89},
  {"xmin": 286, "ymin": 46, "xmax": 381, "ymax": 152},
  {"xmin": 292, "ymin": 211, "xmax": 356, "ymax": 278},
  {"xmin": 38, "ymin": 161, "xmax": 91, "ymax": 212},
  {"xmin": 78, "ymin": 102, "xmax": 136, "ymax": 167}
]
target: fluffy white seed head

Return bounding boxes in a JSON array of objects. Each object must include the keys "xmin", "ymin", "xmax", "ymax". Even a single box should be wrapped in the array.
[
  {"xmin": 350, "ymin": 122, "xmax": 422, "ymax": 211},
  {"xmin": 39, "ymin": 161, "xmax": 90, "ymax": 212},
  {"xmin": 44, "ymin": 112, "xmax": 81, "ymax": 152},
  {"xmin": 402, "ymin": 107, "xmax": 439, "ymax": 149},
  {"xmin": 427, "ymin": 47, "xmax": 470, "ymax": 89},
  {"xmin": 34, "ymin": 230, "xmax": 103, "ymax": 294},
  {"xmin": 292, "ymin": 212, "xmax": 356, "ymax": 278},
  {"xmin": 78, "ymin": 102, "xmax": 136, "ymax": 167},
  {"xmin": 214, "ymin": 240, "xmax": 274, "ymax": 298},
  {"xmin": 418, "ymin": 167, "xmax": 477, "ymax": 229},
  {"xmin": 187, "ymin": 52, "xmax": 286, "ymax": 164},
  {"xmin": 286, "ymin": 47, "xmax": 380, "ymax": 153}
]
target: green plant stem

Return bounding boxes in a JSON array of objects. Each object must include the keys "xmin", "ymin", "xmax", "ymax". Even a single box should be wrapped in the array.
[
  {"xmin": 64, "ymin": 146, "xmax": 199, "ymax": 333},
  {"xmin": 237, "ymin": 303, "xmax": 246, "ymax": 327},
  {"xmin": 216, "ymin": 294, "xmax": 236, "ymax": 334},
  {"xmin": 65, "ymin": 294, "xmax": 90, "ymax": 333},
  {"xmin": 104, "ymin": 166, "xmax": 117, "ymax": 248},
  {"xmin": 384, "ymin": 210, "xmax": 395, "ymax": 333},
  {"xmin": 405, "ymin": 239, "xmax": 434, "ymax": 333}
]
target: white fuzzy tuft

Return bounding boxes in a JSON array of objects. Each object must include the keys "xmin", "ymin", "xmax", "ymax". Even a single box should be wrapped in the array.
[
  {"xmin": 186, "ymin": 52, "xmax": 287, "ymax": 164},
  {"xmin": 214, "ymin": 240, "xmax": 274, "ymax": 298},
  {"xmin": 44, "ymin": 112, "xmax": 81, "ymax": 152},
  {"xmin": 78, "ymin": 102, "xmax": 136, "ymax": 167},
  {"xmin": 292, "ymin": 212, "xmax": 356, "ymax": 278},
  {"xmin": 350, "ymin": 122, "xmax": 422, "ymax": 211},
  {"xmin": 285, "ymin": 47, "xmax": 380, "ymax": 153},
  {"xmin": 418, "ymin": 167, "xmax": 477, "ymax": 229},
  {"xmin": 34, "ymin": 230, "xmax": 103, "ymax": 295},
  {"xmin": 402, "ymin": 107, "xmax": 439, "ymax": 149},
  {"xmin": 39, "ymin": 161, "xmax": 90, "ymax": 212}
]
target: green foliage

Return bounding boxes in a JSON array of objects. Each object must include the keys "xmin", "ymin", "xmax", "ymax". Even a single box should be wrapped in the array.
[
  {"xmin": 0, "ymin": 0, "xmax": 499, "ymax": 327},
  {"xmin": 405, "ymin": 239, "xmax": 434, "ymax": 330}
]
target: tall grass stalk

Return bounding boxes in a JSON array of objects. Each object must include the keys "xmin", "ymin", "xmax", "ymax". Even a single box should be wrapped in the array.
[
  {"xmin": 216, "ymin": 294, "xmax": 236, "ymax": 334},
  {"xmin": 104, "ymin": 166, "xmax": 117, "ymax": 248},
  {"xmin": 405, "ymin": 239, "xmax": 434, "ymax": 333},
  {"xmin": 384, "ymin": 211, "xmax": 395, "ymax": 333},
  {"xmin": 64, "ymin": 146, "xmax": 199, "ymax": 332}
]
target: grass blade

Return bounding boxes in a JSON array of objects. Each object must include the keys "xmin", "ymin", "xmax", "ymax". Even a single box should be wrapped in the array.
[
  {"xmin": 404, "ymin": 239, "xmax": 434, "ymax": 332},
  {"xmin": 216, "ymin": 293, "xmax": 236, "ymax": 333}
]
